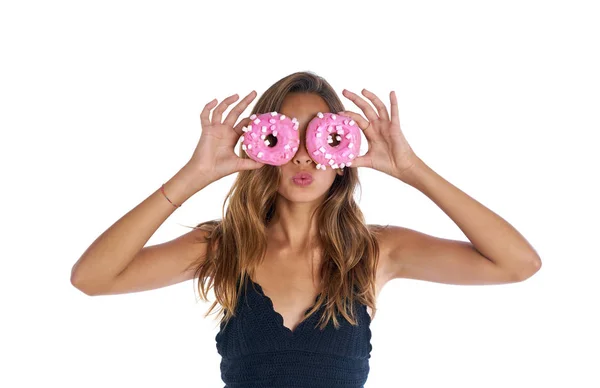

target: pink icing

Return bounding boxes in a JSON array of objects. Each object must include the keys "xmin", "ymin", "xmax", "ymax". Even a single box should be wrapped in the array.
[
  {"xmin": 305, "ymin": 112, "xmax": 360, "ymax": 170},
  {"xmin": 241, "ymin": 111, "xmax": 360, "ymax": 170},
  {"xmin": 241, "ymin": 112, "xmax": 300, "ymax": 166}
]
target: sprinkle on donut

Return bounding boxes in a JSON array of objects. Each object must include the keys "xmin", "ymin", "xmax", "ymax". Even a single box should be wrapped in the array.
[
  {"xmin": 241, "ymin": 112, "xmax": 300, "ymax": 166},
  {"xmin": 305, "ymin": 112, "xmax": 360, "ymax": 170}
]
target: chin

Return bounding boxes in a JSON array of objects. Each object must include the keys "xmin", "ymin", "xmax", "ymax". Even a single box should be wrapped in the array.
[{"xmin": 277, "ymin": 184, "xmax": 328, "ymax": 203}]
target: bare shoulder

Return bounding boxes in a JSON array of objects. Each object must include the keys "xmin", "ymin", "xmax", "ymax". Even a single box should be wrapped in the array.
[
  {"xmin": 367, "ymin": 223, "xmax": 440, "ymax": 282},
  {"xmin": 367, "ymin": 223, "xmax": 395, "ymax": 285},
  {"xmin": 367, "ymin": 223, "xmax": 395, "ymax": 253},
  {"xmin": 366, "ymin": 223, "xmax": 433, "ymax": 284}
]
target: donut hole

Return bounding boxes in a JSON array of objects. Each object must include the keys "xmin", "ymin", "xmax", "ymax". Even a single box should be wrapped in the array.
[
  {"xmin": 327, "ymin": 133, "xmax": 342, "ymax": 147},
  {"xmin": 264, "ymin": 133, "xmax": 278, "ymax": 147}
]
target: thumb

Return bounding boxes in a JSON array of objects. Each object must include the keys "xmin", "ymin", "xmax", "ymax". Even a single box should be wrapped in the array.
[
  {"xmin": 349, "ymin": 154, "xmax": 367, "ymax": 169},
  {"xmin": 239, "ymin": 158, "xmax": 266, "ymax": 171},
  {"xmin": 233, "ymin": 117, "xmax": 252, "ymax": 137}
]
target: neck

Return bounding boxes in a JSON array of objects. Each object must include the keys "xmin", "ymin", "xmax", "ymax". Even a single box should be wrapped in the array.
[{"xmin": 267, "ymin": 196, "xmax": 322, "ymax": 253}]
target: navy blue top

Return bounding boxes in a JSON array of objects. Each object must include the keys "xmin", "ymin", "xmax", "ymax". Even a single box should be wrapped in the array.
[{"xmin": 215, "ymin": 277, "xmax": 373, "ymax": 387}]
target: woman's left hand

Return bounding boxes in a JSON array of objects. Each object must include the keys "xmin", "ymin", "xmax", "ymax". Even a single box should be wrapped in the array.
[{"xmin": 339, "ymin": 88, "xmax": 421, "ymax": 180}]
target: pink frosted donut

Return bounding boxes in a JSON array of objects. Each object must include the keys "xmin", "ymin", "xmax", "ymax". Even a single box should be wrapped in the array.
[
  {"xmin": 241, "ymin": 112, "xmax": 300, "ymax": 166},
  {"xmin": 305, "ymin": 112, "xmax": 360, "ymax": 170}
]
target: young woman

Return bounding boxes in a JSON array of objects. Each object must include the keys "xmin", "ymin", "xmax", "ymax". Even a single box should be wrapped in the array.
[{"xmin": 71, "ymin": 71, "xmax": 541, "ymax": 387}]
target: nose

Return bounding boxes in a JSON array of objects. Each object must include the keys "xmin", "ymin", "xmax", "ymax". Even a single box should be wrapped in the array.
[{"xmin": 292, "ymin": 142, "xmax": 313, "ymax": 166}]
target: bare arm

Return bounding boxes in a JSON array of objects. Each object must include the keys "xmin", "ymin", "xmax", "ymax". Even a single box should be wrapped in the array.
[
  {"xmin": 70, "ymin": 166, "xmax": 213, "ymax": 295},
  {"xmin": 71, "ymin": 91, "xmax": 264, "ymax": 296}
]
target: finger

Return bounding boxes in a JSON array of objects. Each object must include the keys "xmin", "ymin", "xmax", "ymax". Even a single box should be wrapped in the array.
[
  {"xmin": 233, "ymin": 117, "xmax": 251, "ymax": 137},
  {"xmin": 212, "ymin": 93, "xmax": 239, "ymax": 124},
  {"xmin": 239, "ymin": 157, "xmax": 265, "ymax": 171},
  {"xmin": 390, "ymin": 90, "xmax": 400, "ymax": 128},
  {"xmin": 362, "ymin": 89, "xmax": 389, "ymax": 121},
  {"xmin": 337, "ymin": 110, "xmax": 376, "ymax": 139},
  {"xmin": 350, "ymin": 153, "xmax": 371, "ymax": 169},
  {"xmin": 341, "ymin": 89, "xmax": 379, "ymax": 123},
  {"xmin": 223, "ymin": 90, "xmax": 257, "ymax": 128},
  {"xmin": 201, "ymin": 98, "xmax": 218, "ymax": 128}
]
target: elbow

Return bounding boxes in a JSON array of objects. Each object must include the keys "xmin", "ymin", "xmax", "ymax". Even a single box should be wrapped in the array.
[
  {"xmin": 515, "ymin": 255, "xmax": 542, "ymax": 282},
  {"xmin": 70, "ymin": 271, "xmax": 101, "ymax": 296},
  {"xmin": 71, "ymin": 277, "xmax": 94, "ymax": 296}
]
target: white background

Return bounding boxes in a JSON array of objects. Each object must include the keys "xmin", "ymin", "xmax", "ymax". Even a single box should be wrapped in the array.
[{"xmin": 2, "ymin": 0, "xmax": 598, "ymax": 387}]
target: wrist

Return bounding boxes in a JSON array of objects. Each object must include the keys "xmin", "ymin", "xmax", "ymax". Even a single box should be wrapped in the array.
[
  {"xmin": 394, "ymin": 155, "xmax": 427, "ymax": 185},
  {"xmin": 161, "ymin": 168, "xmax": 206, "ymax": 207},
  {"xmin": 176, "ymin": 165, "xmax": 214, "ymax": 193}
]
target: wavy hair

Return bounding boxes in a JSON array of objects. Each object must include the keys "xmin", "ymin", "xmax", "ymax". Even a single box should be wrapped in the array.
[{"xmin": 186, "ymin": 70, "xmax": 384, "ymax": 332}]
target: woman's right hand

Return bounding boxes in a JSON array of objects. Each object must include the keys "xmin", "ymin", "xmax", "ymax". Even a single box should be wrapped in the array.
[{"xmin": 185, "ymin": 91, "xmax": 265, "ymax": 185}]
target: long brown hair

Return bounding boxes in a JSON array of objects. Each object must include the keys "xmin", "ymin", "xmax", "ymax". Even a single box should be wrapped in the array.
[{"xmin": 186, "ymin": 70, "xmax": 384, "ymax": 331}]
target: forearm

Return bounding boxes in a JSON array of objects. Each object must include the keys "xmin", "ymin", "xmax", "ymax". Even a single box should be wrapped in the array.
[
  {"xmin": 70, "ymin": 166, "xmax": 211, "ymax": 290},
  {"xmin": 399, "ymin": 157, "xmax": 541, "ymax": 277}
]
